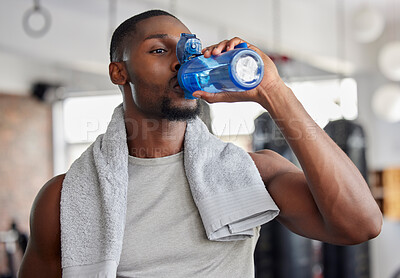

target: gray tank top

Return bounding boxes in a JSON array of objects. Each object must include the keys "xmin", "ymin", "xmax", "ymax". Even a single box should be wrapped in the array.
[{"xmin": 117, "ymin": 152, "xmax": 260, "ymax": 278}]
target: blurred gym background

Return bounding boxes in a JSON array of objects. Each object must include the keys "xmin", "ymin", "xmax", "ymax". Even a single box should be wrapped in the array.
[{"xmin": 1, "ymin": 0, "xmax": 400, "ymax": 277}]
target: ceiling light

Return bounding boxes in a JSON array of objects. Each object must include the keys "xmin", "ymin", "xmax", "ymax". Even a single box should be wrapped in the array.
[{"xmin": 372, "ymin": 83, "xmax": 400, "ymax": 122}]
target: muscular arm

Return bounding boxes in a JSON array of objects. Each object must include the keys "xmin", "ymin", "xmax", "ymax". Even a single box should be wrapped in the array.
[
  {"xmin": 249, "ymin": 149, "xmax": 378, "ymax": 245},
  {"xmin": 198, "ymin": 38, "xmax": 383, "ymax": 245},
  {"xmin": 18, "ymin": 174, "xmax": 65, "ymax": 278},
  {"xmin": 253, "ymin": 83, "xmax": 381, "ymax": 245}
]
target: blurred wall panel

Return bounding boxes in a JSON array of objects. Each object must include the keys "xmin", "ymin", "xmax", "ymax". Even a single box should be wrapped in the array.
[{"xmin": 0, "ymin": 94, "xmax": 53, "ymax": 233}]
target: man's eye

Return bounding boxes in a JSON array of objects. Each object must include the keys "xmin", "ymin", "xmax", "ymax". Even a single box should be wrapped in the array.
[{"xmin": 150, "ymin": 49, "xmax": 167, "ymax": 54}]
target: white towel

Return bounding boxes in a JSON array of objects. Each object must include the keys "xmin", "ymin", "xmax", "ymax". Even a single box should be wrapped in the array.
[{"xmin": 60, "ymin": 103, "xmax": 279, "ymax": 277}]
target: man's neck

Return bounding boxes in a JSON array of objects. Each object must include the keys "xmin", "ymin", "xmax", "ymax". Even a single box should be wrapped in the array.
[{"xmin": 124, "ymin": 112, "xmax": 186, "ymax": 158}]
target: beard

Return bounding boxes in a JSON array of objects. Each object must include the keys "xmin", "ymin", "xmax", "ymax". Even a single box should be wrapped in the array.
[
  {"xmin": 160, "ymin": 97, "xmax": 200, "ymax": 121},
  {"xmin": 128, "ymin": 67, "xmax": 201, "ymax": 121}
]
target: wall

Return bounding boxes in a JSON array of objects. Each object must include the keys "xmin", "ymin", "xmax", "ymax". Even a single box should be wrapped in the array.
[
  {"xmin": 0, "ymin": 94, "xmax": 53, "ymax": 233},
  {"xmin": 370, "ymin": 219, "xmax": 400, "ymax": 278},
  {"xmin": 356, "ymin": 72, "xmax": 400, "ymax": 170}
]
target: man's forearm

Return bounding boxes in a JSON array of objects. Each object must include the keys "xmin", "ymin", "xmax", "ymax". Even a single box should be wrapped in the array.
[{"xmin": 257, "ymin": 82, "xmax": 382, "ymax": 242}]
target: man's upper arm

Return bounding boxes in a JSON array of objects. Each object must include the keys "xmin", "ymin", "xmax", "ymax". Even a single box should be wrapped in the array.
[
  {"xmin": 249, "ymin": 150, "xmax": 334, "ymax": 243},
  {"xmin": 18, "ymin": 174, "xmax": 65, "ymax": 278}
]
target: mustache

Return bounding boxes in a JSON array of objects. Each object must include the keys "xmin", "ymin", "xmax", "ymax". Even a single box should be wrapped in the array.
[{"xmin": 169, "ymin": 75, "xmax": 179, "ymax": 88}]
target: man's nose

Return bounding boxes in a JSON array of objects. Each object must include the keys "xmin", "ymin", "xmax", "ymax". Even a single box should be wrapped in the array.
[{"xmin": 171, "ymin": 59, "xmax": 181, "ymax": 72}]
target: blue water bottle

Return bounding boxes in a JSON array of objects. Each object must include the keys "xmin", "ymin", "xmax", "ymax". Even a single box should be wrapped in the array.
[{"xmin": 176, "ymin": 33, "xmax": 264, "ymax": 99}]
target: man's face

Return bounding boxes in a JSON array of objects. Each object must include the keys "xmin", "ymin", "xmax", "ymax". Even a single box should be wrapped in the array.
[{"xmin": 125, "ymin": 15, "xmax": 199, "ymax": 121}]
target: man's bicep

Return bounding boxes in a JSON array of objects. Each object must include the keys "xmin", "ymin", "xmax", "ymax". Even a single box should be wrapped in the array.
[
  {"xmin": 249, "ymin": 149, "xmax": 301, "ymax": 185},
  {"xmin": 267, "ymin": 171, "xmax": 329, "ymax": 241},
  {"xmin": 18, "ymin": 174, "xmax": 64, "ymax": 278}
]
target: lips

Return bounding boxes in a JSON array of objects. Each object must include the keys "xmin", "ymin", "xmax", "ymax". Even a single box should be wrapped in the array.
[
  {"xmin": 173, "ymin": 84, "xmax": 184, "ymax": 94},
  {"xmin": 171, "ymin": 77, "xmax": 184, "ymax": 94}
]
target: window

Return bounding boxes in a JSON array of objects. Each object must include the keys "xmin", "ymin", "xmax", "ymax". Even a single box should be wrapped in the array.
[
  {"xmin": 52, "ymin": 92, "xmax": 122, "ymax": 174},
  {"xmin": 209, "ymin": 78, "xmax": 358, "ymax": 150},
  {"xmin": 53, "ymin": 79, "xmax": 357, "ymax": 173}
]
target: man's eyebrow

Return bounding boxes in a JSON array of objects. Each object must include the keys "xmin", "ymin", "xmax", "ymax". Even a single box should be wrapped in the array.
[{"xmin": 143, "ymin": 34, "xmax": 171, "ymax": 41}]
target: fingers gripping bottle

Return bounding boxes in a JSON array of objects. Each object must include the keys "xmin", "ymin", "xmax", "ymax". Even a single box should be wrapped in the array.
[{"xmin": 176, "ymin": 33, "xmax": 264, "ymax": 99}]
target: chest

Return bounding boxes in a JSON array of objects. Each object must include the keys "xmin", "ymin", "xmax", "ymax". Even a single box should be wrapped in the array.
[{"xmin": 117, "ymin": 161, "xmax": 258, "ymax": 277}]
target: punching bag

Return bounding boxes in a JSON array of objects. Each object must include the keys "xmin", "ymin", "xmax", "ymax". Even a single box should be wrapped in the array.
[{"xmin": 252, "ymin": 112, "xmax": 312, "ymax": 278}]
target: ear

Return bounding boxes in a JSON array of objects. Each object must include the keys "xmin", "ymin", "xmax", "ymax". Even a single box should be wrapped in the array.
[{"xmin": 109, "ymin": 62, "xmax": 129, "ymax": 85}]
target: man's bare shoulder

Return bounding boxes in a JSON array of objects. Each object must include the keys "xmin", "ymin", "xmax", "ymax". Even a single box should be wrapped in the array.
[
  {"xmin": 18, "ymin": 174, "xmax": 65, "ymax": 277},
  {"xmin": 30, "ymin": 174, "xmax": 65, "ymax": 252},
  {"xmin": 248, "ymin": 149, "xmax": 301, "ymax": 184},
  {"xmin": 33, "ymin": 174, "xmax": 65, "ymax": 207}
]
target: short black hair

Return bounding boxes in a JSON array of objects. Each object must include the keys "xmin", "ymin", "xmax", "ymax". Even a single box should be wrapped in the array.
[{"xmin": 110, "ymin": 9, "xmax": 178, "ymax": 62}]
